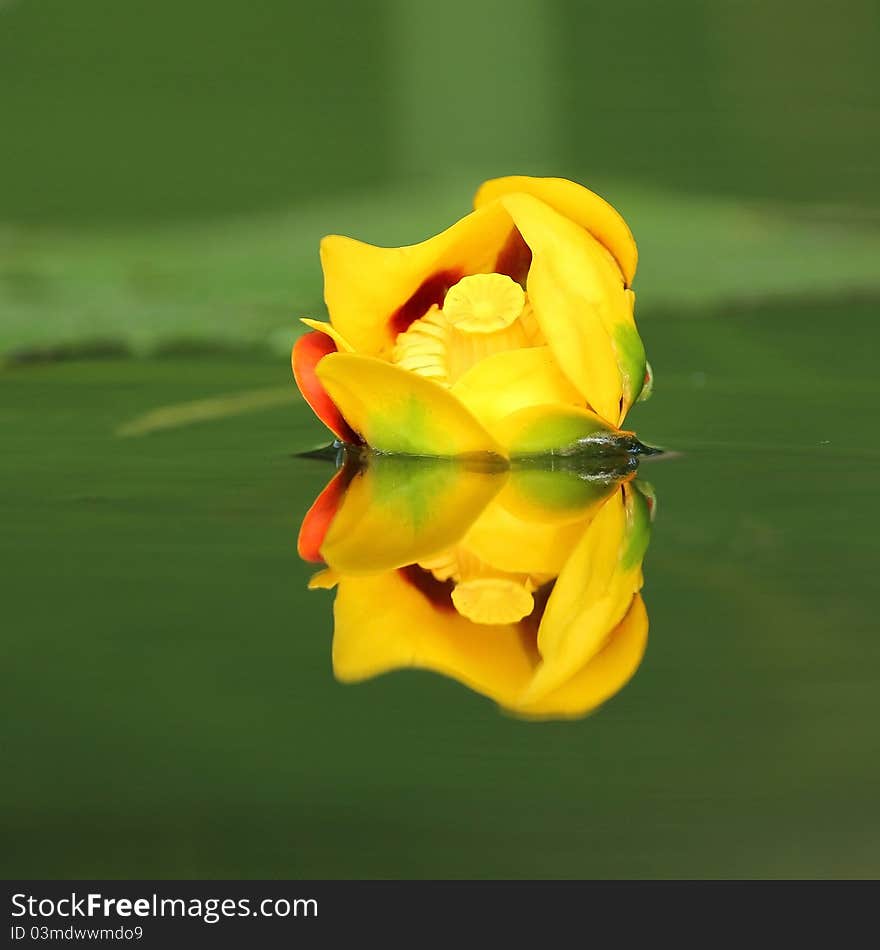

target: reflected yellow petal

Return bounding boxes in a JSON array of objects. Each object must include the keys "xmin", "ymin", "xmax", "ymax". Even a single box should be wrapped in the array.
[
  {"xmin": 308, "ymin": 568, "xmax": 339, "ymax": 590},
  {"xmin": 321, "ymin": 202, "xmax": 515, "ymax": 359},
  {"xmin": 321, "ymin": 457, "xmax": 506, "ymax": 573},
  {"xmin": 474, "ymin": 175, "xmax": 638, "ymax": 287},
  {"xmin": 332, "ymin": 571, "xmax": 535, "ymax": 707},
  {"xmin": 512, "ymin": 594, "xmax": 648, "ymax": 719},
  {"xmin": 522, "ymin": 484, "xmax": 649, "ymax": 703},
  {"xmin": 316, "ymin": 352, "xmax": 507, "ymax": 458},
  {"xmin": 500, "ymin": 465, "xmax": 636, "ymax": 525},
  {"xmin": 461, "ymin": 469, "xmax": 625, "ymax": 575},
  {"xmin": 463, "ymin": 501, "xmax": 587, "ymax": 576},
  {"xmin": 450, "ymin": 346, "xmax": 583, "ymax": 435}
]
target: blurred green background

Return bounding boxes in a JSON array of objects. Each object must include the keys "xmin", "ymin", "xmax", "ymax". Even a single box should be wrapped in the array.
[{"xmin": 2, "ymin": 0, "xmax": 879, "ymax": 878}]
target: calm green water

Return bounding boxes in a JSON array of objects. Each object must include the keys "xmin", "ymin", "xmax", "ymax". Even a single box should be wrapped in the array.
[
  {"xmin": 2, "ymin": 0, "xmax": 880, "ymax": 878},
  {"xmin": 4, "ymin": 300, "xmax": 879, "ymax": 878}
]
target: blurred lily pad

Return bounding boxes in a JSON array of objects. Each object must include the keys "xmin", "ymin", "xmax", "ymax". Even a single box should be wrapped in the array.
[{"xmin": 2, "ymin": 177, "xmax": 879, "ymax": 360}]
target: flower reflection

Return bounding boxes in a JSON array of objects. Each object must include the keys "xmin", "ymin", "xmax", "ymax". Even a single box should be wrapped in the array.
[{"xmin": 298, "ymin": 451, "xmax": 655, "ymax": 720}]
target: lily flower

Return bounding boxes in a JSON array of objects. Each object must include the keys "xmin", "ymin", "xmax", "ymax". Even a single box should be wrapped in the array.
[
  {"xmin": 299, "ymin": 454, "xmax": 655, "ymax": 720},
  {"xmin": 292, "ymin": 176, "xmax": 651, "ymax": 459}
]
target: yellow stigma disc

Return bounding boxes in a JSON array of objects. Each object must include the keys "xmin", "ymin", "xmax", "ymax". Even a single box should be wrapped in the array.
[
  {"xmin": 451, "ymin": 578, "xmax": 534, "ymax": 625},
  {"xmin": 442, "ymin": 273, "xmax": 526, "ymax": 334}
]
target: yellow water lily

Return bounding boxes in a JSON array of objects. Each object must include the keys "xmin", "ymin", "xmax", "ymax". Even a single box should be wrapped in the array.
[
  {"xmin": 292, "ymin": 176, "xmax": 651, "ymax": 459},
  {"xmin": 299, "ymin": 454, "xmax": 655, "ymax": 720}
]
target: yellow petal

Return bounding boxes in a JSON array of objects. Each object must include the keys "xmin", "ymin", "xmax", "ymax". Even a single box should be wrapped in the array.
[
  {"xmin": 308, "ymin": 568, "xmax": 339, "ymax": 590},
  {"xmin": 614, "ymin": 289, "xmax": 649, "ymax": 417},
  {"xmin": 316, "ymin": 352, "xmax": 507, "ymax": 458},
  {"xmin": 495, "ymin": 403, "xmax": 626, "ymax": 458},
  {"xmin": 511, "ymin": 594, "xmax": 648, "ymax": 719},
  {"xmin": 320, "ymin": 201, "xmax": 515, "ymax": 359},
  {"xmin": 474, "ymin": 175, "xmax": 638, "ymax": 287},
  {"xmin": 461, "ymin": 499, "xmax": 590, "ymax": 577},
  {"xmin": 332, "ymin": 571, "xmax": 535, "ymax": 707},
  {"xmin": 299, "ymin": 318, "xmax": 354, "ymax": 352},
  {"xmin": 499, "ymin": 465, "xmax": 636, "ymax": 525},
  {"xmin": 321, "ymin": 457, "xmax": 506, "ymax": 574},
  {"xmin": 461, "ymin": 469, "xmax": 625, "ymax": 575},
  {"xmin": 499, "ymin": 192, "xmax": 634, "ymax": 425},
  {"xmin": 450, "ymin": 346, "xmax": 583, "ymax": 435},
  {"xmin": 521, "ymin": 483, "xmax": 650, "ymax": 704}
]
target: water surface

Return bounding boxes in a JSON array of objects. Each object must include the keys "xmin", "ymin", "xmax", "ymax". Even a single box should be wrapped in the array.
[{"xmin": 4, "ymin": 298, "xmax": 878, "ymax": 877}]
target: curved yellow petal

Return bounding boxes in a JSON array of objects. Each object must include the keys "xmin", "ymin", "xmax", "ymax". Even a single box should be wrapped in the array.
[
  {"xmin": 450, "ymin": 346, "xmax": 583, "ymax": 435},
  {"xmin": 299, "ymin": 318, "xmax": 354, "ymax": 352},
  {"xmin": 495, "ymin": 403, "xmax": 628, "ymax": 458},
  {"xmin": 332, "ymin": 571, "xmax": 535, "ymax": 707},
  {"xmin": 474, "ymin": 175, "xmax": 638, "ymax": 287},
  {"xmin": 321, "ymin": 457, "xmax": 506, "ymax": 574},
  {"xmin": 499, "ymin": 465, "xmax": 636, "ymax": 525},
  {"xmin": 511, "ymin": 594, "xmax": 648, "ymax": 719},
  {"xmin": 499, "ymin": 192, "xmax": 637, "ymax": 424},
  {"xmin": 521, "ymin": 483, "xmax": 650, "ymax": 704},
  {"xmin": 321, "ymin": 201, "xmax": 514, "ymax": 359},
  {"xmin": 461, "ymin": 498, "xmax": 591, "ymax": 577},
  {"xmin": 308, "ymin": 568, "xmax": 338, "ymax": 590},
  {"xmin": 621, "ymin": 479, "xmax": 653, "ymax": 570},
  {"xmin": 614, "ymin": 289, "xmax": 649, "ymax": 417},
  {"xmin": 316, "ymin": 352, "xmax": 506, "ymax": 458},
  {"xmin": 460, "ymin": 468, "xmax": 626, "ymax": 576}
]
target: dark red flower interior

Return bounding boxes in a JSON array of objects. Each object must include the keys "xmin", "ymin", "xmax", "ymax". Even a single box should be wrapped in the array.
[
  {"xmin": 397, "ymin": 564, "xmax": 457, "ymax": 612},
  {"xmin": 388, "ymin": 269, "xmax": 462, "ymax": 337},
  {"xmin": 386, "ymin": 232, "xmax": 531, "ymax": 342},
  {"xmin": 495, "ymin": 227, "xmax": 532, "ymax": 286}
]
